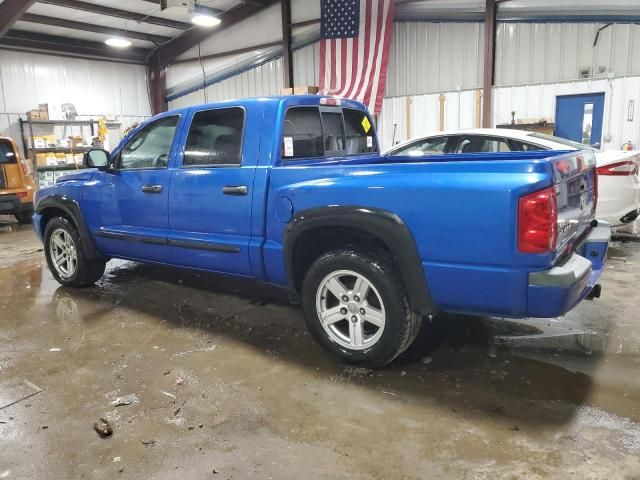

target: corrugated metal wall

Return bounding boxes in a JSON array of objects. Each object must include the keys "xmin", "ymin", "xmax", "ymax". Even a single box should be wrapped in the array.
[
  {"xmin": 292, "ymin": 42, "xmax": 320, "ymax": 88},
  {"xmin": 378, "ymin": 76, "xmax": 640, "ymax": 153},
  {"xmin": 168, "ymin": 21, "xmax": 640, "ymax": 103},
  {"xmin": 495, "ymin": 23, "xmax": 640, "ymax": 86},
  {"xmin": 385, "ymin": 22, "xmax": 484, "ymax": 97},
  {"xmin": 169, "ymin": 58, "xmax": 284, "ymax": 110}
]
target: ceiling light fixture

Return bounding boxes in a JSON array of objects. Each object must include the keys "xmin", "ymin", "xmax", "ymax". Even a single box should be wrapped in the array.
[
  {"xmin": 191, "ymin": 12, "xmax": 221, "ymax": 27},
  {"xmin": 105, "ymin": 38, "xmax": 132, "ymax": 48}
]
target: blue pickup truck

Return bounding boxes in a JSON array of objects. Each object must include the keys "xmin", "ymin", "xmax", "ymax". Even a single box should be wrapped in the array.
[{"xmin": 33, "ymin": 95, "xmax": 609, "ymax": 367}]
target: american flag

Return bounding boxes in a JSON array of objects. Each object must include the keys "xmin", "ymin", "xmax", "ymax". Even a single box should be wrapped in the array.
[{"xmin": 319, "ymin": 0, "xmax": 394, "ymax": 114}]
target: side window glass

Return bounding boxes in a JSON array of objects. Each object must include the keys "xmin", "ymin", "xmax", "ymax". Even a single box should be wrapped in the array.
[
  {"xmin": 0, "ymin": 140, "xmax": 17, "ymax": 164},
  {"xmin": 282, "ymin": 107, "xmax": 323, "ymax": 159},
  {"xmin": 343, "ymin": 108, "xmax": 377, "ymax": 154},
  {"xmin": 393, "ymin": 137, "xmax": 448, "ymax": 156},
  {"xmin": 520, "ymin": 141, "xmax": 545, "ymax": 151},
  {"xmin": 119, "ymin": 116, "xmax": 179, "ymax": 170},
  {"xmin": 321, "ymin": 112, "xmax": 344, "ymax": 155},
  {"xmin": 456, "ymin": 136, "xmax": 512, "ymax": 153},
  {"xmin": 184, "ymin": 108, "xmax": 244, "ymax": 166}
]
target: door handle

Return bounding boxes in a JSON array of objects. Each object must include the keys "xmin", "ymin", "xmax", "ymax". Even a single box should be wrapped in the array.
[
  {"xmin": 141, "ymin": 184, "xmax": 163, "ymax": 194},
  {"xmin": 222, "ymin": 185, "xmax": 248, "ymax": 196}
]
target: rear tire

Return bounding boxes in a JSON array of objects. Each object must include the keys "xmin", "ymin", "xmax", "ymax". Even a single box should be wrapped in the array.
[
  {"xmin": 15, "ymin": 212, "xmax": 32, "ymax": 224},
  {"xmin": 301, "ymin": 247, "xmax": 421, "ymax": 368},
  {"xmin": 44, "ymin": 216, "xmax": 105, "ymax": 287}
]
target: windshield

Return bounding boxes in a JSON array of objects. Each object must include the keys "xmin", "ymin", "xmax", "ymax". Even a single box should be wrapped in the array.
[{"xmin": 529, "ymin": 132, "xmax": 599, "ymax": 152}]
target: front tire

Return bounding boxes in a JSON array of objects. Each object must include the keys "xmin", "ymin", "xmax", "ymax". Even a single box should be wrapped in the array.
[
  {"xmin": 44, "ymin": 216, "xmax": 105, "ymax": 287},
  {"xmin": 301, "ymin": 248, "xmax": 421, "ymax": 368}
]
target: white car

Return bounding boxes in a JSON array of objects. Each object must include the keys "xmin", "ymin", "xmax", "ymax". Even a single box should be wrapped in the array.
[{"xmin": 385, "ymin": 128, "xmax": 640, "ymax": 227}]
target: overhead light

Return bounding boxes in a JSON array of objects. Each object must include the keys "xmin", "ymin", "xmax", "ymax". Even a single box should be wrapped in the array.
[
  {"xmin": 191, "ymin": 13, "xmax": 221, "ymax": 27},
  {"xmin": 105, "ymin": 38, "xmax": 132, "ymax": 48}
]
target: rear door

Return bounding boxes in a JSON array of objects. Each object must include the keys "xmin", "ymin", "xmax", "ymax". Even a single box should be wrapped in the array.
[{"xmin": 167, "ymin": 104, "xmax": 258, "ymax": 276}]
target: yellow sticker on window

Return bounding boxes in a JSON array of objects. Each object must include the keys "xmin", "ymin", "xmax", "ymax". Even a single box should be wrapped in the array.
[{"xmin": 361, "ymin": 116, "xmax": 371, "ymax": 134}]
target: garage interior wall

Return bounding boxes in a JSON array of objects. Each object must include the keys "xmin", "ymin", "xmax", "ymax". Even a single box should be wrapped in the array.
[
  {"xmin": 165, "ymin": 13, "xmax": 640, "ymax": 152},
  {"xmin": 0, "ymin": 50, "xmax": 151, "ymax": 154}
]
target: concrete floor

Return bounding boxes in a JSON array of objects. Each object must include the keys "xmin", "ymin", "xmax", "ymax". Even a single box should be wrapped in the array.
[{"xmin": 0, "ymin": 216, "xmax": 639, "ymax": 480}]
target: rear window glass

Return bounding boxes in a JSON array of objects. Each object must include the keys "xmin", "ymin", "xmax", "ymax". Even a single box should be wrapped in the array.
[
  {"xmin": 184, "ymin": 107, "xmax": 244, "ymax": 166},
  {"xmin": 322, "ymin": 112, "xmax": 344, "ymax": 155},
  {"xmin": 344, "ymin": 108, "xmax": 377, "ymax": 154},
  {"xmin": 282, "ymin": 107, "xmax": 323, "ymax": 159},
  {"xmin": 529, "ymin": 132, "xmax": 592, "ymax": 151},
  {"xmin": 0, "ymin": 140, "xmax": 17, "ymax": 164}
]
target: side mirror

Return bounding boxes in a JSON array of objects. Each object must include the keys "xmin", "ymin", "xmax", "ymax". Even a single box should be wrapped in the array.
[{"xmin": 83, "ymin": 149, "xmax": 110, "ymax": 170}]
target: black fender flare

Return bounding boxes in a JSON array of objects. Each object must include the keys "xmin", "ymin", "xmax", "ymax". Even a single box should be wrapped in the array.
[
  {"xmin": 283, "ymin": 206, "xmax": 435, "ymax": 315},
  {"xmin": 35, "ymin": 194, "xmax": 104, "ymax": 261}
]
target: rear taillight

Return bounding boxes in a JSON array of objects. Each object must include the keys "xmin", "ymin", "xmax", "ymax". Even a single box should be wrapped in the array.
[
  {"xmin": 16, "ymin": 191, "xmax": 27, "ymax": 199},
  {"xmin": 596, "ymin": 160, "xmax": 639, "ymax": 176},
  {"xmin": 518, "ymin": 186, "xmax": 558, "ymax": 254}
]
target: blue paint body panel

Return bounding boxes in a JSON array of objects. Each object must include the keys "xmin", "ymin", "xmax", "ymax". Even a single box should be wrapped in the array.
[{"xmin": 34, "ymin": 95, "xmax": 609, "ymax": 319}]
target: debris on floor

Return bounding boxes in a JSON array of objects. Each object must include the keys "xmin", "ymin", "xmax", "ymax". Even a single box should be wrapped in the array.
[
  {"xmin": 92, "ymin": 418, "xmax": 113, "ymax": 438},
  {"xmin": 111, "ymin": 394, "xmax": 140, "ymax": 407}
]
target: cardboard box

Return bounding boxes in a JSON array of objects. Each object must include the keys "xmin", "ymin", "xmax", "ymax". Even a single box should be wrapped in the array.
[
  {"xmin": 35, "ymin": 153, "xmax": 47, "ymax": 167},
  {"xmin": 26, "ymin": 109, "xmax": 49, "ymax": 121},
  {"xmin": 280, "ymin": 86, "xmax": 320, "ymax": 95}
]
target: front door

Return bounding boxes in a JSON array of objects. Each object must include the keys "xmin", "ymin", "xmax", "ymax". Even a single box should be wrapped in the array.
[
  {"xmin": 168, "ymin": 105, "xmax": 257, "ymax": 276},
  {"xmin": 87, "ymin": 114, "xmax": 181, "ymax": 262},
  {"xmin": 555, "ymin": 93, "xmax": 605, "ymax": 147}
]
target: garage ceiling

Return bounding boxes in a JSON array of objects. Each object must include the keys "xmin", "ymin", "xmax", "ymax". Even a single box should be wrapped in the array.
[
  {"xmin": 1, "ymin": 0, "xmax": 639, "ymax": 66},
  {"xmin": 0, "ymin": 0, "xmax": 247, "ymax": 64}
]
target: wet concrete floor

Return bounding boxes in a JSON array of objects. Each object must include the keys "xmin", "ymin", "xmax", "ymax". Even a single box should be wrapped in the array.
[{"xmin": 0, "ymin": 215, "xmax": 639, "ymax": 479}]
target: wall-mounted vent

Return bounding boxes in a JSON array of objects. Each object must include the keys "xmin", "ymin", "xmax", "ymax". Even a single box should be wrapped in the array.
[{"xmin": 579, "ymin": 67, "xmax": 591, "ymax": 79}]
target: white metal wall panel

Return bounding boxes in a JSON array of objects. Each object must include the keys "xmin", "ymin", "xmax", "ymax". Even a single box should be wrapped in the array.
[
  {"xmin": 496, "ymin": 23, "xmax": 640, "ymax": 86},
  {"xmin": 169, "ymin": 57, "xmax": 284, "ymax": 109},
  {"xmin": 379, "ymin": 75, "xmax": 640, "ymax": 152},
  {"xmin": 292, "ymin": 42, "xmax": 320, "ymax": 88},
  {"xmin": 0, "ymin": 50, "xmax": 151, "ymax": 154},
  {"xmin": 0, "ymin": 50, "xmax": 150, "ymax": 117},
  {"xmin": 385, "ymin": 22, "xmax": 484, "ymax": 97}
]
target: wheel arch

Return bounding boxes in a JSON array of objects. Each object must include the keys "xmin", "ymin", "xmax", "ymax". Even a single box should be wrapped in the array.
[
  {"xmin": 283, "ymin": 206, "xmax": 435, "ymax": 315},
  {"xmin": 36, "ymin": 195, "xmax": 104, "ymax": 261}
]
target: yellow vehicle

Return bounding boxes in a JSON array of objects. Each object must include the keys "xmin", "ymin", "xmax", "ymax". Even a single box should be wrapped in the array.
[{"xmin": 0, "ymin": 136, "xmax": 37, "ymax": 223}]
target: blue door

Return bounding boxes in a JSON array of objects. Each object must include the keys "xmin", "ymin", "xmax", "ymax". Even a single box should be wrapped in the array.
[
  {"xmin": 84, "ymin": 114, "xmax": 182, "ymax": 262},
  {"xmin": 555, "ymin": 93, "xmax": 605, "ymax": 147},
  {"xmin": 167, "ymin": 104, "xmax": 260, "ymax": 276}
]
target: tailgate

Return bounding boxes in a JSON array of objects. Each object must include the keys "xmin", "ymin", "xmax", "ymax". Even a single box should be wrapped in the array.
[{"xmin": 551, "ymin": 150, "xmax": 598, "ymax": 253}]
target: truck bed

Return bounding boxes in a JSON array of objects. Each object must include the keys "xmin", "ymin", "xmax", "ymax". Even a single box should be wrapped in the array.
[{"xmin": 265, "ymin": 149, "xmax": 599, "ymax": 317}]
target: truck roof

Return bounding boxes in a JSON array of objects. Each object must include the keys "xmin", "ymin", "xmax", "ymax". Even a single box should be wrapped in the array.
[{"xmin": 169, "ymin": 95, "xmax": 369, "ymax": 113}]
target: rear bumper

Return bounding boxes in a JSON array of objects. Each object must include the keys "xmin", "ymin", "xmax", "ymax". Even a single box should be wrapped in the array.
[
  {"xmin": 0, "ymin": 194, "xmax": 33, "ymax": 215},
  {"xmin": 527, "ymin": 221, "xmax": 610, "ymax": 317}
]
